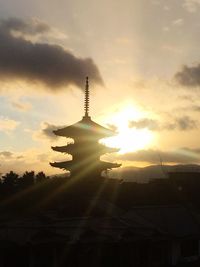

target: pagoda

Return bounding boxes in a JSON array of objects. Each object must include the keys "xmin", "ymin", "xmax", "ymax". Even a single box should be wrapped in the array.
[{"xmin": 50, "ymin": 77, "xmax": 121, "ymax": 178}]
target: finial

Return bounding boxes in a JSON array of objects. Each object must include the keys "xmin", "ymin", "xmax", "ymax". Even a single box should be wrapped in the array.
[{"xmin": 84, "ymin": 76, "xmax": 89, "ymax": 117}]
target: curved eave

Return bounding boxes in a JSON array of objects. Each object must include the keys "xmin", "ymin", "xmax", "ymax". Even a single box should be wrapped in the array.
[
  {"xmin": 100, "ymin": 161, "xmax": 121, "ymax": 170},
  {"xmin": 51, "ymin": 146, "xmax": 70, "ymax": 153},
  {"xmin": 50, "ymin": 161, "xmax": 73, "ymax": 170},
  {"xmin": 50, "ymin": 160, "xmax": 121, "ymax": 171},
  {"xmin": 51, "ymin": 144, "xmax": 119, "ymax": 154},
  {"xmin": 53, "ymin": 117, "xmax": 116, "ymax": 139}
]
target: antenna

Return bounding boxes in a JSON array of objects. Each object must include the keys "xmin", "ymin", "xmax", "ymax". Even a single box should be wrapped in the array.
[
  {"xmin": 158, "ymin": 153, "xmax": 168, "ymax": 178},
  {"xmin": 84, "ymin": 76, "xmax": 89, "ymax": 117}
]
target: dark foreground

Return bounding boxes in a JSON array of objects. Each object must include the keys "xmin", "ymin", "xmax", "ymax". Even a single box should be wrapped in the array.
[{"xmin": 1, "ymin": 171, "xmax": 200, "ymax": 266}]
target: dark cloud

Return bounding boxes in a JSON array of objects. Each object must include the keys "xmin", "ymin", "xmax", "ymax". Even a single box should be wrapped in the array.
[
  {"xmin": 34, "ymin": 122, "xmax": 70, "ymax": 141},
  {"xmin": 129, "ymin": 116, "xmax": 197, "ymax": 131},
  {"xmin": 0, "ymin": 151, "xmax": 24, "ymax": 160},
  {"xmin": 17, "ymin": 155, "xmax": 24, "ymax": 160},
  {"xmin": 1, "ymin": 17, "xmax": 50, "ymax": 36},
  {"xmin": 36, "ymin": 122, "xmax": 62, "ymax": 141},
  {"xmin": 0, "ymin": 151, "xmax": 13, "ymax": 158},
  {"xmin": 0, "ymin": 17, "xmax": 103, "ymax": 90},
  {"xmin": 181, "ymin": 147, "xmax": 200, "ymax": 154},
  {"xmin": 175, "ymin": 116, "xmax": 197, "ymax": 130},
  {"xmin": 117, "ymin": 148, "xmax": 200, "ymax": 164},
  {"xmin": 190, "ymin": 105, "xmax": 200, "ymax": 112},
  {"xmin": 174, "ymin": 64, "xmax": 200, "ymax": 87}
]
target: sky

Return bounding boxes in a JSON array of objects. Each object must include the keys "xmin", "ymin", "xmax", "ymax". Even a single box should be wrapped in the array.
[{"xmin": 1, "ymin": 0, "xmax": 200, "ymax": 175}]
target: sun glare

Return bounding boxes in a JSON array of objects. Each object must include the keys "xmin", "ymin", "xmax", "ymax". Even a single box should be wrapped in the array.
[{"xmin": 101, "ymin": 104, "xmax": 154, "ymax": 154}]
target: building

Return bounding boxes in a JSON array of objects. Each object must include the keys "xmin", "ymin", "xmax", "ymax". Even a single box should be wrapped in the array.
[
  {"xmin": 1, "ymin": 205, "xmax": 200, "ymax": 266},
  {"xmin": 50, "ymin": 77, "xmax": 120, "ymax": 178}
]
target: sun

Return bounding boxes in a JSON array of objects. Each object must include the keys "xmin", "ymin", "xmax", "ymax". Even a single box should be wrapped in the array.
[{"xmin": 101, "ymin": 104, "xmax": 154, "ymax": 154}]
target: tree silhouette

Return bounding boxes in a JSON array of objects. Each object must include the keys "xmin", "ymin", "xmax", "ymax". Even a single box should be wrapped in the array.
[
  {"xmin": 35, "ymin": 171, "xmax": 49, "ymax": 183},
  {"xmin": 2, "ymin": 171, "xmax": 19, "ymax": 193},
  {"xmin": 19, "ymin": 171, "xmax": 35, "ymax": 189}
]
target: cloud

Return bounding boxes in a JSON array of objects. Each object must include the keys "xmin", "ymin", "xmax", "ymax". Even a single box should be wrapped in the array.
[
  {"xmin": 33, "ymin": 122, "xmax": 65, "ymax": 141},
  {"xmin": 0, "ymin": 117, "xmax": 20, "ymax": 132},
  {"xmin": 37, "ymin": 153, "xmax": 49, "ymax": 162},
  {"xmin": 191, "ymin": 105, "xmax": 200, "ymax": 112},
  {"xmin": 0, "ymin": 151, "xmax": 24, "ymax": 160},
  {"xmin": 2, "ymin": 17, "xmax": 68, "ymax": 43},
  {"xmin": 0, "ymin": 148, "xmax": 66, "ymax": 175},
  {"xmin": 17, "ymin": 155, "xmax": 24, "ymax": 160},
  {"xmin": 129, "ymin": 119, "xmax": 160, "ymax": 131},
  {"xmin": 183, "ymin": 0, "xmax": 200, "ymax": 12},
  {"xmin": 117, "ymin": 148, "xmax": 200, "ymax": 164},
  {"xmin": 164, "ymin": 6, "xmax": 170, "ymax": 11},
  {"xmin": 161, "ymin": 44, "xmax": 182, "ymax": 54},
  {"xmin": 1, "ymin": 17, "xmax": 50, "ymax": 36},
  {"xmin": 162, "ymin": 27, "xmax": 170, "ymax": 32},
  {"xmin": 172, "ymin": 18, "xmax": 184, "ymax": 26},
  {"xmin": 175, "ymin": 116, "xmax": 197, "ymax": 130},
  {"xmin": 182, "ymin": 147, "xmax": 200, "ymax": 153},
  {"xmin": 129, "ymin": 116, "xmax": 197, "ymax": 131},
  {"xmin": 11, "ymin": 101, "xmax": 32, "ymax": 111},
  {"xmin": 174, "ymin": 64, "xmax": 200, "ymax": 87},
  {"xmin": 0, "ymin": 149, "xmax": 48, "ymax": 175},
  {"xmin": 0, "ymin": 17, "xmax": 103, "ymax": 90},
  {"xmin": 0, "ymin": 151, "xmax": 13, "ymax": 158}
]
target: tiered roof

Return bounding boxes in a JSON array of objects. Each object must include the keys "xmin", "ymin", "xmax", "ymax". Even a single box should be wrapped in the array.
[
  {"xmin": 50, "ymin": 77, "xmax": 121, "ymax": 177},
  {"xmin": 53, "ymin": 115, "xmax": 115, "ymax": 140}
]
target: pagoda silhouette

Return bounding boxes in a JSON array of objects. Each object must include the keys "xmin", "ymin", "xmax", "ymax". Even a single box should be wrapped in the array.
[{"xmin": 50, "ymin": 77, "xmax": 121, "ymax": 179}]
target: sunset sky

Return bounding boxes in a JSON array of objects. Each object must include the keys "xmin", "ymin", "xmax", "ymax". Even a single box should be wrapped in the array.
[{"xmin": 1, "ymin": 0, "xmax": 200, "ymax": 175}]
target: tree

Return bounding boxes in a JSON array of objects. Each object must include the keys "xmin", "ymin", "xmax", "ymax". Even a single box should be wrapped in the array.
[
  {"xmin": 2, "ymin": 171, "xmax": 19, "ymax": 193},
  {"xmin": 20, "ymin": 171, "xmax": 35, "ymax": 189},
  {"xmin": 35, "ymin": 171, "xmax": 49, "ymax": 183}
]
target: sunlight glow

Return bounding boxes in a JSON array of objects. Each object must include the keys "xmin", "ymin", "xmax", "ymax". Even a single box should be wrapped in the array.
[{"xmin": 101, "ymin": 104, "xmax": 154, "ymax": 154}]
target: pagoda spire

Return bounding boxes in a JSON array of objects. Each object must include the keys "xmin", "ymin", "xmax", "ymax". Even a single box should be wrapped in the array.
[{"xmin": 84, "ymin": 76, "xmax": 89, "ymax": 117}]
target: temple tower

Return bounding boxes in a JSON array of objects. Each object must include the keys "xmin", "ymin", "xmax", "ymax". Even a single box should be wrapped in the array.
[{"xmin": 50, "ymin": 77, "xmax": 120, "ymax": 178}]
